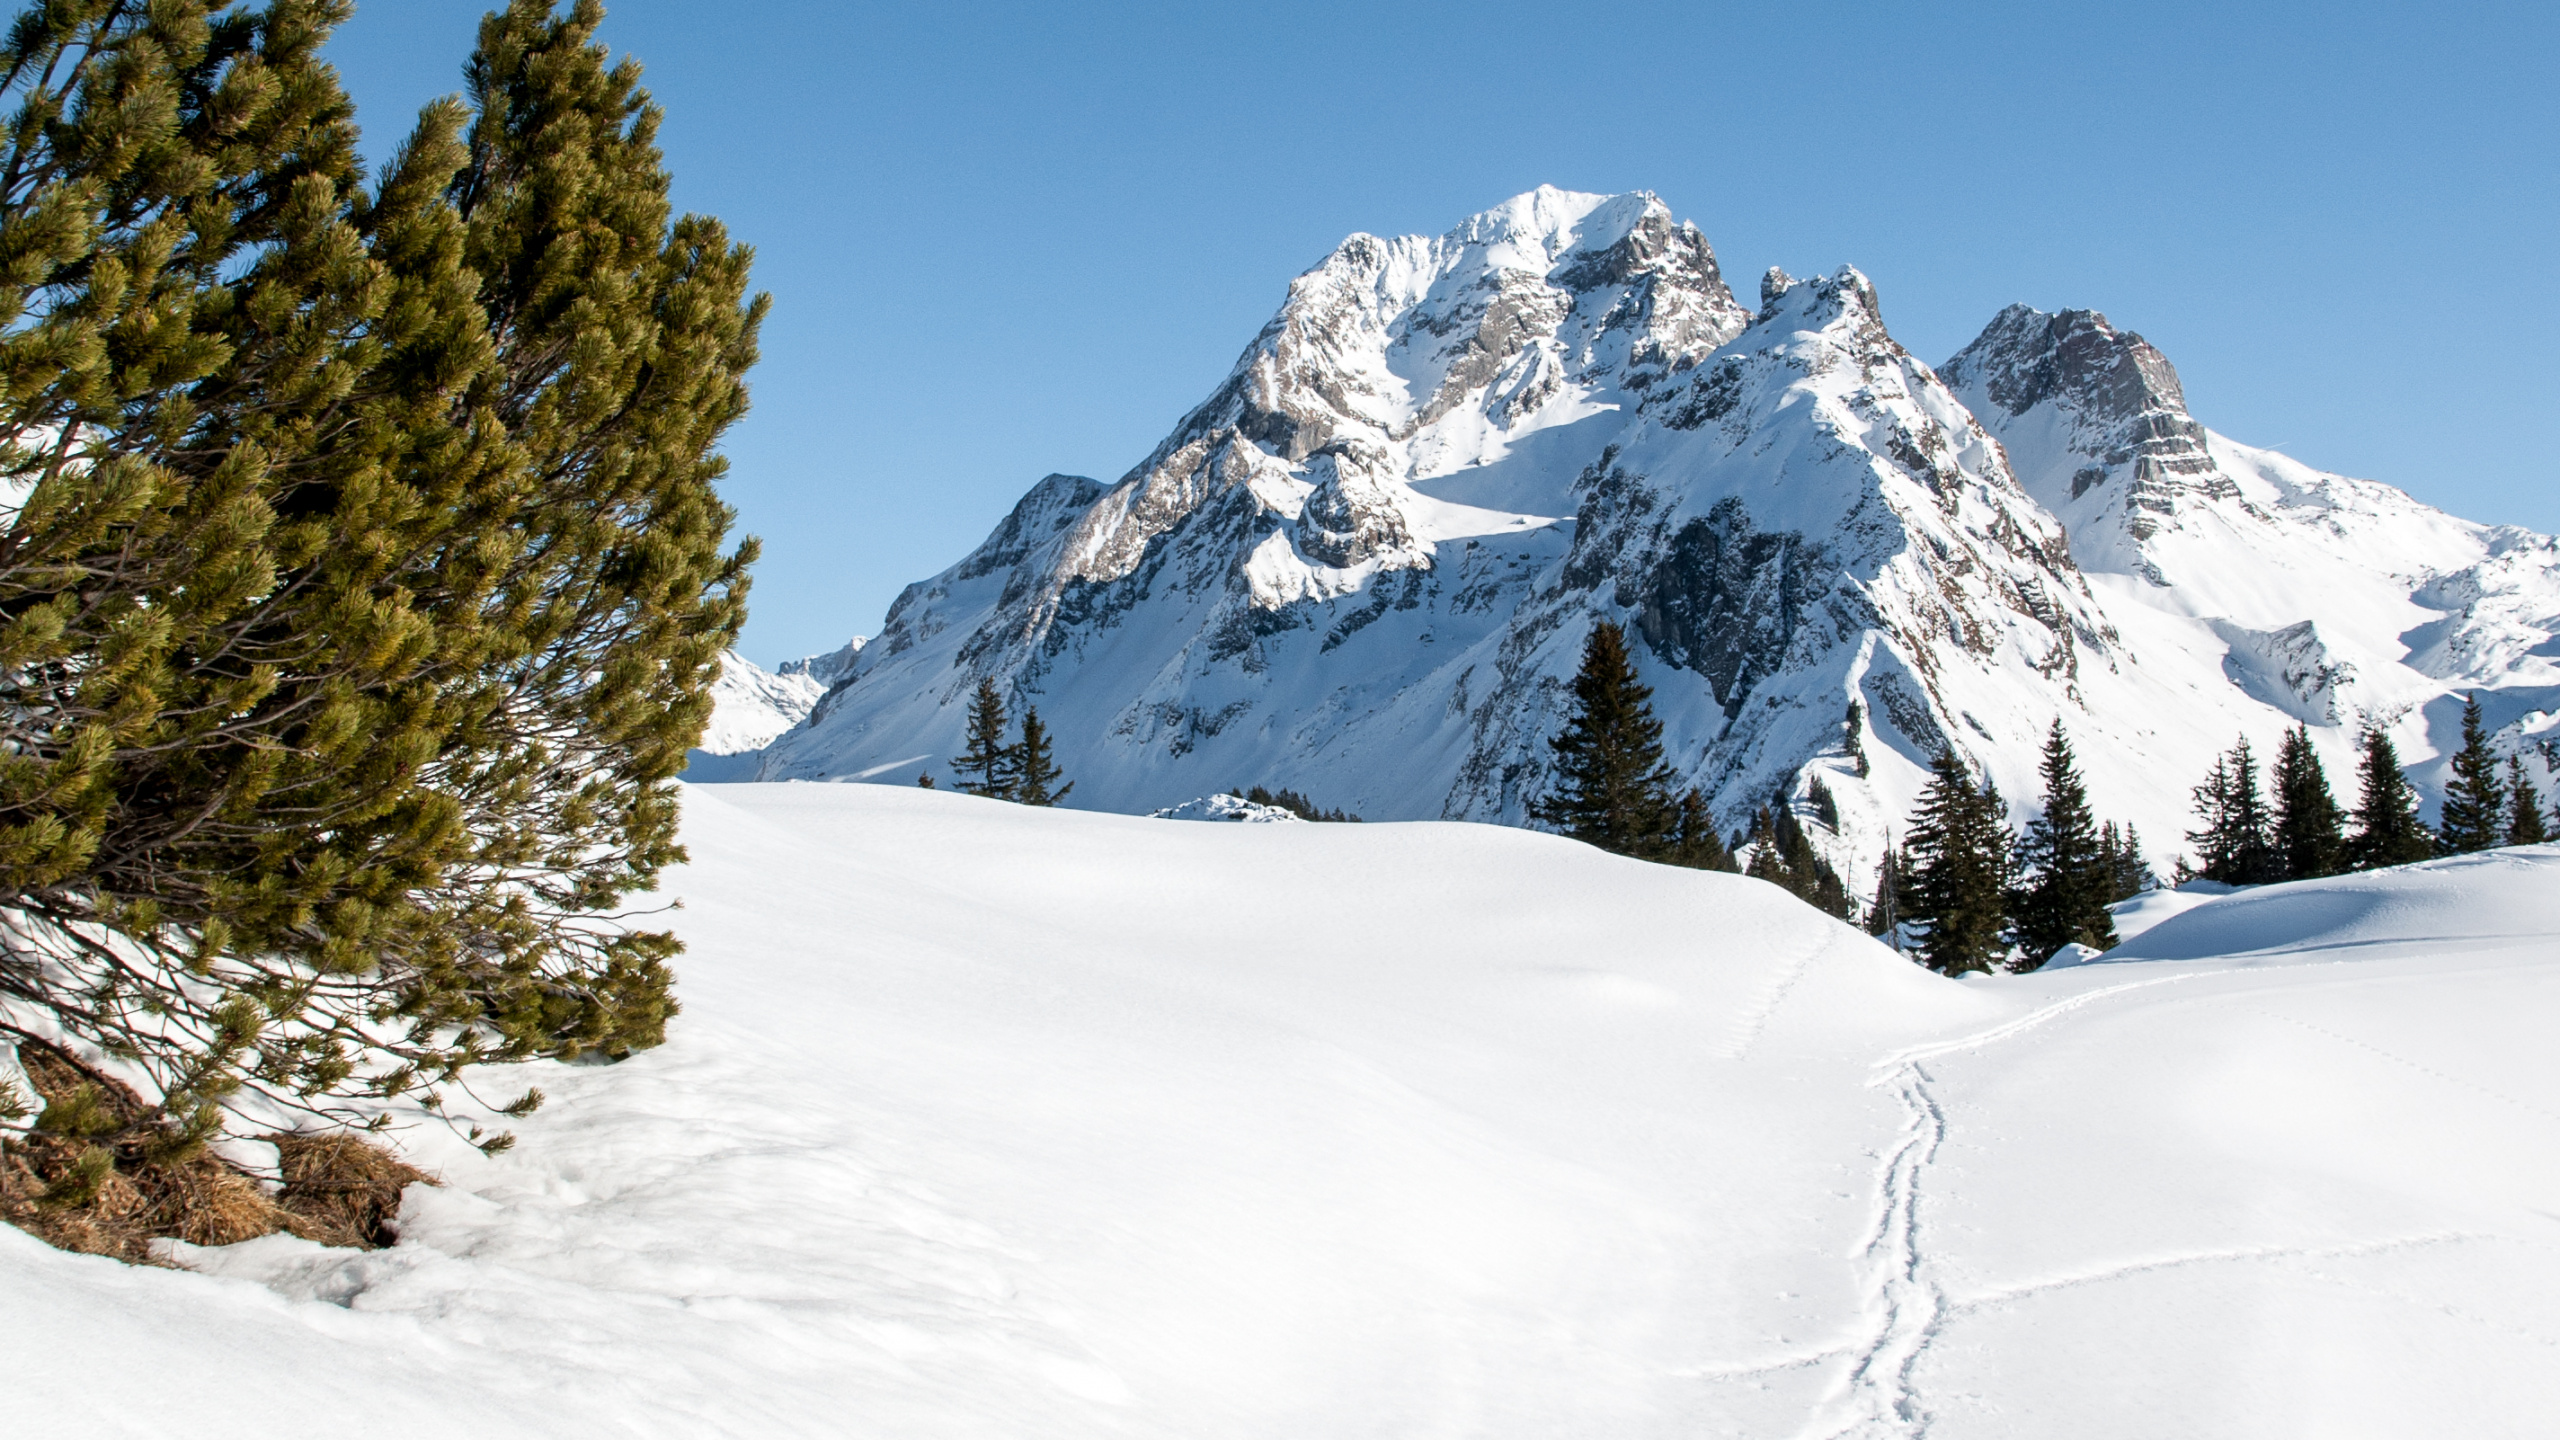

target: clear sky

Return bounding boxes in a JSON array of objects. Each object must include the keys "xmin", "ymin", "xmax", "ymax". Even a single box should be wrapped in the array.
[{"xmin": 322, "ymin": 1, "xmax": 2560, "ymax": 666}]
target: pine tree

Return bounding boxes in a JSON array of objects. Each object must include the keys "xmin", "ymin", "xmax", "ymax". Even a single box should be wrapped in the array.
[
  {"xmin": 1530, "ymin": 620, "xmax": 1683, "ymax": 860},
  {"xmin": 2187, "ymin": 736, "xmax": 2279, "ymax": 883},
  {"xmin": 2348, "ymin": 727, "xmax": 2434, "ymax": 870},
  {"xmin": 2011, "ymin": 721, "xmax": 2118, "ymax": 965},
  {"xmin": 2270, "ymin": 726, "xmax": 2347, "ymax": 880},
  {"xmin": 2505, "ymin": 756, "xmax": 2549, "ymax": 847},
  {"xmin": 2436, "ymin": 693, "xmax": 2506, "ymax": 854},
  {"xmin": 1012, "ymin": 707, "xmax": 1071, "ymax": 806},
  {"xmin": 1900, "ymin": 750, "xmax": 2015, "ymax": 974},
  {"xmin": 0, "ymin": 0, "xmax": 760, "ymax": 1156},
  {"xmin": 950, "ymin": 678, "xmax": 1015, "ymax": 797}
]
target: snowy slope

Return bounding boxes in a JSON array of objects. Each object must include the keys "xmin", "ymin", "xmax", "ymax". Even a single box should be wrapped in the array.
[
  {"xmin": 684, "ymin": 640, "xmax": 868, "ymax": 781},
  {"xmin": 10, "ymin": 788, "xmax": 2558, "ymax": 1437},
  {"xmin": 1943, "ymin": 305, "xmax": 2560, "ymax": 817},
  {"xmin": 762, "ymin": 190, "xmax": 2560, "ymax": 887}
]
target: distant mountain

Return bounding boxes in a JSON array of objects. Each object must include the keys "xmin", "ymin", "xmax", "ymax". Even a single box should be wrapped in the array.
[
  {"xmin": 687, "ymin": 639, "xmax": 865, "ymax": 780},
  {"xmin": 750, "ymin": 188, "xmax": 2560, "ymax": 887}
]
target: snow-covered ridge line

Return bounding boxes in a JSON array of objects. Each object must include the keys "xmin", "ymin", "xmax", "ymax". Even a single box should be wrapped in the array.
[{"xmin": 757, "ymin": 188, "xmax": 2560, "ymax": 889}]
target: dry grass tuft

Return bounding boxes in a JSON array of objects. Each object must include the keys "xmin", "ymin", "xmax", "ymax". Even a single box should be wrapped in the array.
[
  {"xmin": 267, "ymin": 1131, "xmax": 434, "ymax": 1248},
  {"xmin": 1, "ymin": 1041, "xmax": 436, "ymax": 1263}
]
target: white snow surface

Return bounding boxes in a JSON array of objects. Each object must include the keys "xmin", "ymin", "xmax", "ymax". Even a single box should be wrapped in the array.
[
  {"xmin": 10, "ymin": 787, "xmax": 2559, "ymax": 1437},
  {"xmin": 695, "ymin": 650, "xmax": 829, "ymax": 755}
]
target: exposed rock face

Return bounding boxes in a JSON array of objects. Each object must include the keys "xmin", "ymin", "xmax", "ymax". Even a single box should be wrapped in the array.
[{"xmin": 761, "ymin": 191, "xmax": 2560, "ymax": 887}]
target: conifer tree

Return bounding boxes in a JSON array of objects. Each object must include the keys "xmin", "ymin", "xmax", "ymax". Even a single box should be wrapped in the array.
[
  {"xmin": 2505, "ymin": 756, "xmax": 2548, "ymax": 847},
  {"xmin": 0, "ymin": 0, "xmax": 760, "ymax": 1150},
  {"xmin": 2271, "ymin": 726, "xmax": 2347, "ymax": 880},
  {"xmin": 1667, "ymin": 788, "xmax": 1735, "ymax": 872},
  {"xmin": 1530, "ymin": 620, "xmax": 1683, "ymax": 861},
  {"xmin": 2097, "ymin": 822, "xmax": 2152, "ymax": 902},
  {"xmin": 2011, "ymin": 721, "xmax": 2117, "ymax": 965},
  {"xmin": 1899, "ymin": 750, "xmax": 2015, "ymax": 974},
  {"xmin": 2348, "ymin": 727, "xmax": 2434, "ymax": 870},
  {"xmin": 2186, "ymin": 736, "xmax": 2279, "ymax": 883},
  {"xmin": 950, "ymin": 678, "xmax": 1015, "ymax": 798},
  {"xmin": 1012, "ymin": 707, "xmax": 1071, "ymax": 807},
  {"xmin": 2436, "ymin": 693, "xmax": 2506, "ymax": 854},
  {"xmin": 1743, "ymin": 805, "xmax": 1854, "ymax": 920},
  {"xmin": 1867, "ymin": 846, "xmax": 1903, "ymax": 945}
]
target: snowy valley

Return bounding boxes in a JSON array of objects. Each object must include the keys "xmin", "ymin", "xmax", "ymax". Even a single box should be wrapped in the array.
[{"xmin": 13, "ymin": 787, "xmax": 2558, "ymax": 1437}]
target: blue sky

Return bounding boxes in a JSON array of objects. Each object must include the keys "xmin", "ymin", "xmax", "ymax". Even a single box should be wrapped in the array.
[{"xmin": 324, "ymin": 1, "xmax": 2559, "ymax": 666}]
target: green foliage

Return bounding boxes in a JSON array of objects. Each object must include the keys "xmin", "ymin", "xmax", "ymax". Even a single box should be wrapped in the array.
[
  {"xmin": 0, "ymin": 0, "xmax": 757, "ymax": 1141},
  {"xmin": 1666, "ymin": 787, "xmax": 1733, "ymax": 873},
  {"xmin": 2270, "ymin": 726, "xmax": 2347, "ymax": 880},
  {"xmin": 2185, "ymin": 736, "xmax": 2280, "ymax": 884},
  {"xmin": 1743, "ymin": 804, "xmax": 1852, "ymax": 919},
  {"xmin": 949, "ymin": 678, "xmax": 1015, "ymax": 798},
  {"xmin": 2010, "ymin": 721, "xmax": 2118, "ymax": 966},
  {"xmin": 1898, "ymin": 749, "xmax": 2015, "ymax": 974},
  {"xmin": 2348, "ymin": 727, "xmax": 2434, "ymax": 870},
  {"xmin": 1530, "ymin": 621, "xmax": 1686, "ymax": 862},
  {"xmin": 1232, "ymin": 785, "xmax": 1359, "ymax": 823},
  {"xmin": 2098, "ymin": 821, "xmax": 2152, "ymax": 903},
  {"xmin": 1866, "ymin": 846, "xmax": 1902, "ymax": 942},
  {"xmin": 2507, "ymin": 757, "xmax": 2549, "ymax": 847},
  {"xmin": 2436, "ymin": 693, "xmax": 2506, "ymax": 854},
  {"xmin": 1012, "ymin": 706, "xmax": 1070, "ymax": 807}
]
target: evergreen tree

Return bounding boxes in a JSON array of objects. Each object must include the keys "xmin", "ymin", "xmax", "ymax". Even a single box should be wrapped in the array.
[
  {"xmin": 1012, "ymin": 707, "xmax": 1071, "ymax": 807},
  {"xmin": 1667, "ymin": 788, "xmax": 1735, "ymax": 872},
  {"xmin": 2186, "ymin": 736, "xmax": 2279, "ymax": 883},
  {"xmin": 949, "ymin": 678, "xmax": 1015, "ymax": 798},
  {"xmin": 0, "ymin": 0, "xmax": 761, "ymax": 1146},
  {"xmin": 2505, "ymin": 756, "xmax": 2549, "ymax": 847},
  {"xmin": 2100, "ymin": 822, "xmax": 2154, "ymax": 903},
  {"xmin": 1899, "ymin": 750, "xmax": 2015, "ymax": 974},
  {"xmin": 2348, "ymin": 727, "xmax": 2434, "ymax": 870},
  {"xmin": 1743, "ymin": 805, "xmax": 1854, "ymax": 920},
  {"xmin": 2436, "ymin": 693, "xmax": 2506, "ymax": 853},
  {"xmin": 2010, "ymin": 721, "xmax": 2118, "ymax": 965},
  {"xmin": 2270, "ymin": 726, "xmax": 2347, "ymax": 880},
  {"xmin": 1530, "ymin": 620, "xmax": 1683, "ymax": 860},
  {"xmin": 1867, "ymin": 846, "xmax": 1903, "ymax": 945}
]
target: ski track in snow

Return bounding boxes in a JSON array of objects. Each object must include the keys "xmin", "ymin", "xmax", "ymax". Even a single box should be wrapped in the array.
[
  {"xmin": 1800, "ymin": 970, "xmax": 2270, "ymax": 1439},
  {"xmin": 2269, "ymin": 1012, "xmax": 2560, "ymax": 1129},
  {"xmin": 1720, "ymin": 930, "xmax": 1831, "ymax": 1061}
]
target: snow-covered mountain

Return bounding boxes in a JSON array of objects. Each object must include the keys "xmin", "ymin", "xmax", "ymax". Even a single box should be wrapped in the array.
[
  {"xmin": 687, "ymin": 639, "xmax": 867, "ymax": 780},
  {"xmin": 758, "ymin": 187, "xmax": 2560, "ymax": 883}
]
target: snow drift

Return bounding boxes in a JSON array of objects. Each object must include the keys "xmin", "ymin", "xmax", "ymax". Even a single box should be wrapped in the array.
[{"xmin": 8, "ymin": 787, "xmax": 2558, "ymax": 1437}]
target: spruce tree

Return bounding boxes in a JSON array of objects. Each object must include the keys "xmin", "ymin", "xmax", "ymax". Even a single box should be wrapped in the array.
[
  {"xmin": 950, "ymin": 678, "xmax": 1015, "ymax": 798},
  {"xmin": 2270, "ymin": 726, "xmax": 2347, "ymax": 880},
  {"xmin": 2505, "ymin": 756, "xmax": 2549, "ymax": 846},
  {"xmin": 2098, "ymin": 822, "xmax": 2153, "ymax": 902},
  {"xmin": 2436, "ymin": 693, "xmax": 2506, "ymax": 853},
  {"xmin": 2011, "ymin": 721, "xmax": 2117, "ymax": 965},
  {"xmin": 1743, "ymin": 805, "xmax": 1853, "ymax": 920},
  {"xmin": 2348, "ymin": 727, "xmax": 2434, "ymax": 870},
  {"xmin": 1012, "ymin": 707, "xmax": 1071, "ymax": 807},
  {"xmin": 1667, "ymin": 788, "xmax": 1734, "ymax": 872},
  {"xmin": 1900, "ymin": 750, "xmax": 2015, "ymax": 974},
  {"xmin": 1867, "ymin": 846, "xmax": 1903, "ymax": 946},
  {"xmin": 1530, "ymin": 620, "xmax": 1683, "ymax": 860},
  {"xmin": 2187, "ymin": 736, "xmax": 2279, "ymax": 883}
]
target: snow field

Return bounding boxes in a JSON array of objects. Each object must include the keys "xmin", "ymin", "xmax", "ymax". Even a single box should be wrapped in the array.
[{"xmin": 6, "ymin": 786, "xmax": 2557, "ymax": 1437}]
